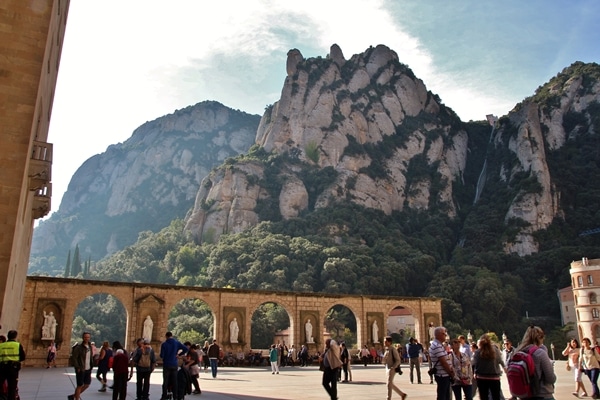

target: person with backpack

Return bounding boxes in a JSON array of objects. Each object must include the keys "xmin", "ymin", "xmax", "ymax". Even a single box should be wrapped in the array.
[
  {"xmin": 580, "ymin": 337, "xmax": 600, "ymax": 399},
  {"xmin": 472, "ymin": 334, "xmax": 506, "ymax": 400},
  {"xmin": 132, "ymin": 338, "xmax": 156, "ymax": 400},
  {"xmin": 508, "ymin": 325, "xmax": 555, "ymax": 400}
]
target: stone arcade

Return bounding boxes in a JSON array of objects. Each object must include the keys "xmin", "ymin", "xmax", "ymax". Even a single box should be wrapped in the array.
[{"xmin": 19, "ymin": 276, "xmax": 441, "ymax": 367}]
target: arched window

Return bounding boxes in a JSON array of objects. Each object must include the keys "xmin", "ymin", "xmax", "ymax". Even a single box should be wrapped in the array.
[
  {"xmin": 579, "ymin": 276, "xmax": 584, "ymax": 287},
  {"xmin": 592, "ymin": 293, "xmax": 598, "ymax": 304},
  {"xmin": 589, "ymin": 275, "xmax": 595, "ymax": 285},
  {"xmin": 575, "ymin": 295, "xmax": 578, "ymax": 305},
  {"xmin": 593, "ymin": 308, "xmax": 599, "ymax": 319}
]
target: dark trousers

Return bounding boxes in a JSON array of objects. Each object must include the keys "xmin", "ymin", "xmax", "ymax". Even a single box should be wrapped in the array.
[
  {"xmin": 322, "ymin": 367, "xmax": 338, "ymax": 400},
  {"xmin": 476, "ymin": 378, "xmax": 501, "ymax": 400},
  {"xmin": 209, "ymin": 358, "xmax": 218, "ymax": 378},
  {"xmin": 342, "ymin": 362, "xmax": 349, "ymax": 381},
  {"xmin": 136, "ymin": 370, "xmax": 151, "ymax": 400},
  {"xmin": 0, "ymin": 362, "xmax": 20, "ymax": 400},
  {"xmin": 162, "ymin": 366, "xmax": 178, "ymax": 399},
  {"xmin": 112, "ymin": 372, "xmax": 127, "ymax": 400},
  {"xmin": 435, "ymin": 375, "xmax": 452, "ymax": 400},
  {"xmin": 451, "ymin": 384, "xmax": 473, "ymax": 400}
]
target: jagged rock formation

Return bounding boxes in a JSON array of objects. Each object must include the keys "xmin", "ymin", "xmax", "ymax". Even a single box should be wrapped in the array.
[
  {"xmin": 186, "ymin": 48, "xmax": 600, "ymax": 258},
  {"xmin": 30, "ymin": 101, "xmax": 259, "ymax": 273},
  {"xmin": 495, "ymin": 63, "xmax": 600, "ymax": 254},
  {"xmin": 186, "ymin": 44, "xmax": 468, "ymax": 244}
]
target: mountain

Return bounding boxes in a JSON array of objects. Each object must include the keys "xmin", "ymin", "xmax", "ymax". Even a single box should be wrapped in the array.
[
  {"xmin": 66, "ymin": 46, "xmax": 600, "ymax": 336},
  {"xmin": 29, "ymin": 101, "xmax": 260, "ymax": 274},
  {"xmin": 186, "ymin": 46, "xmax": 600, "ymax": 257}
]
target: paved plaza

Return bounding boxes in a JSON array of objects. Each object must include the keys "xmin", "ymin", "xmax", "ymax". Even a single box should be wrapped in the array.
[{"xmin": 18, "ymin": 360, "xmax": 576, "ymax": 400}]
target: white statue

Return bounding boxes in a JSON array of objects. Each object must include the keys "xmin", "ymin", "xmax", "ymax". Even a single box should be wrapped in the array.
[
  {"xmin": 229, "ymin": 317, "xmax": 239, "ymax": 343},
  {"xmin": 143, "ymin": 315, "xmax": 153, "ymax": 342},
  {"xmin": 428, "ymin": 322, "xmax": 435, "ymax": 341},
  {"xmin": 42, "ymin": 311, "xmax": 57, "ymax": 340},
  {"xmin": 305, "ymin": 319, "xmax": 314, "ymax": 343},
  {"xmin": 372, "ymin": 320, "xmax": 379, "ymax": 343}
]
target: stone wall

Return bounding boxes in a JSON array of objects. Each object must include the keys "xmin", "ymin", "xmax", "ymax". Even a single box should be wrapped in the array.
[{"xmin": 19, "ymin": 276, "xmax": 441, "ymax": 367}]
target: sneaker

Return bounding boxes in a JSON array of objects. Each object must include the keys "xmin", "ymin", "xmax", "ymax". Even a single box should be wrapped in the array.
[
  {"xmin": 98, "ymin": 388, "xmax": 107, "ymax": 392},
  {"xmin": 192, "ymin": 390, "xmax": 201, "ymax": 394}
]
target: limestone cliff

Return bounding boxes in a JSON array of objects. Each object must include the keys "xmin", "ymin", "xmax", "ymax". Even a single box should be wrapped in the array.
[
  {"xmin": 30, "ymin": 101, "xmax": 259, "ymax": 273},
  {"xmin": 186, "ymin": 45, "xmax": 468, "ymax": 244}
]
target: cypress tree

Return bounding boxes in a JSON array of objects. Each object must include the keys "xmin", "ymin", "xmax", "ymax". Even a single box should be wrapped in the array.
[
  {"xmin": 64, "ymin": 250, "xmax": 71, "ymax": 277},
  {"xmin": 72, "ymin": 244, "xmax": 82, "ymax": 276}
]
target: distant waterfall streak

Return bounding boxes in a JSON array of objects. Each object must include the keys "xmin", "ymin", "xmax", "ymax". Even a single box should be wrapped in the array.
[{"xmin": 472, "ymin": 124, "xmax": 496, "ymax": 205}]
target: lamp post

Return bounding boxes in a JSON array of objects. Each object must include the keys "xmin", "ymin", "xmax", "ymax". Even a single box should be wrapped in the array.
[
  {"xmin": 502, "ymin": 332, "xmax": 507, "ymax": 342},
  {"xmin": 467, "ymin": 330, "xmax": 473, "ymax": 344},
  {"xmin": 550, "ymin": 343, "xmax": 555, "ymax": 360}
]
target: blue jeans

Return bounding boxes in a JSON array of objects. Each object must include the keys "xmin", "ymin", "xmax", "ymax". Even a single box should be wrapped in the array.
[
  {"xmin": 435, "ymin": 375, "xmax": 452, "ymax": 400},
  {"xmin": 451, "ymin": 384, "xmax": 473, "ymax": 400},
  {"xmin": 210, "ymin": 358, "xmax": 218, "ymax": 378},
  {"xmin": 586, "ymin": 368, "xmax": 600, "ymax": 398}
]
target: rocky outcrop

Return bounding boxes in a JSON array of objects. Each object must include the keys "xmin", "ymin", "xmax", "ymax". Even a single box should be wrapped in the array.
[
  {"xmin": 30, "ymin": 101, "xmax": 259, "ymax": 272},
  {"xmin": 187, "ymin": 44, "xmax": 468, "ymax": 244},
  {"xmin": 497, "ymin": 63, "xmax": 600, "ymax": 255}
]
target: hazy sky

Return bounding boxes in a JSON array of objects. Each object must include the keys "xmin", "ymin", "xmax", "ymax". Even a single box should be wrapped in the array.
[{"xmin": 47, "ymin": 0, "xmax": 599, "ymax": 217}]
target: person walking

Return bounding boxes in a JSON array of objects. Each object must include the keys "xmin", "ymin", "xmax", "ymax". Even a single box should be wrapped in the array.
[
  {"xmin": 111, "ymin": 341, "xmax": 129, "ymax": 400},
  {"xmin": 0, "ymin": 330, "xmax": 26, "ymax": 400},
  {"xmin": 96, "ymin": 341, "xmax": 113, "ymax": 392},
  {"xmin": 46, "ymin": 340, "xmax": 57, "ymax": 368},
  {"xmin": 515, "ymin": 325, "xmax": 556, "ymax": 400},
  {"xmin": 321, "ymin": 338, "xmax": 342, "ymax": 400},
  {"xmin": 132, "ymin": 338, "xmax": 156, "ymax": 400},
  {"xmin": 580, "ymin": 337, "xmax": 600, "ymax": 399},
  {"xmin": 430, "ymin": 326, "xmax": 455, "ymax": 400},
  {"xmin": 68, "ymin": 331, "xmax": 93, "ymax": 400},
  {"xmin": 383, "ymin": 336, "xmax": 407, "ymax": 400},
  {"xmin": 160, "ymin": 331, "xmax": 188, "ymax": 400},
  {"xmin": 269, "ymin": 344, "xmax": 280, "ymax": 374},
  {"xmin": 361, "ymin": 344, "xmax": 370, "ymax": 367},
  {"xmin": 564, "ymin": 338, "xmax": 589, "ymax": 398},
  {"xmin": 207, "ymin": 339, "xmax": 220, "ymax": 378},
  {"xmin": 340, "ymin": 342, "xmax": 350, "ymax": 382}
]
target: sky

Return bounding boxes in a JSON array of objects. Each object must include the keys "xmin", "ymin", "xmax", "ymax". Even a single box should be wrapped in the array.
[{"xmin": 46, "ymin": 0, "xmax": 600, "ymax": 218}]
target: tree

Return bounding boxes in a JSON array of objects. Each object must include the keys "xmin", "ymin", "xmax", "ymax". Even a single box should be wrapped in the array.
[
  {"xmin": 71, "ymin": 245, "xmax": 82, "ymax": 276},
  {"xmin": 64, "ymin": 250, "xmax": 71, "ymax": 277}
]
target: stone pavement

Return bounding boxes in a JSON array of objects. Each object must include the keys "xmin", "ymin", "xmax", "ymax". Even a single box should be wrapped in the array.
[{"xmin": 18, "ymin": 360, "xmax": 576, "ymax": 400}]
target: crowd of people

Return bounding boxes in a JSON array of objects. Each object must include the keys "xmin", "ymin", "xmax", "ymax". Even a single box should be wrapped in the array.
[{"xmin": 2, "ymin": 323, "xmax": 595, "ymax": 400}]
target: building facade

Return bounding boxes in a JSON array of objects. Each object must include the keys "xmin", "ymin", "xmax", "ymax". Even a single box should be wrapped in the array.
[
  {"xmin": 0, "ymin": 0, "xmax": 68, "ymax": 330},
  {"xmin": 570, "ymin": 258, "xmax": 600, "ymax": 342}
]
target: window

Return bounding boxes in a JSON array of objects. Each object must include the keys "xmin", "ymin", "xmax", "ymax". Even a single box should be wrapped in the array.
[
  {"xmin": 579, "ymin": 276, "xmax": 584, "ymax": 287},
  {"xmin": 593, "ymin": 308, "xmax": 599, "ymax": 319},
  {"xmin": 565, "ymin": 306, "xmax": 569, "ymax": 312},
  {"xmin": 592, "ymin": 293, "xmax": 598, "ymax": 304},
  {"xmin": 589, "ymin": 275, "xmax": 594, "ymax": 285}
]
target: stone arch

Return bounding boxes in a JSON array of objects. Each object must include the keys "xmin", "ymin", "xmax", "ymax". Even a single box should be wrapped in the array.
[
  {"xmin": 167, "ymin": 297, "xmax": 214, "ymax": 346},
  {"xmin": 386, "ymin": 305, "xmax": 418, "ymax": 344},
  {"xmin": 324, "ymin": 303, "xmax": 358, "ymax": 348},
  {"xmin": 249, "ymin": 301, "xmax": 291, "ymax": 349},
  {"xmin": 71, "ymin": 292, "xmax": 128, "ymax": 346}
]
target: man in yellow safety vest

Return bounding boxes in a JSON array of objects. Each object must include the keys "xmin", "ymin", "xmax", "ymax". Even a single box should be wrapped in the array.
[{"xmin": 0, "ymin": 330, "xmax": 26, "ymax": 400}]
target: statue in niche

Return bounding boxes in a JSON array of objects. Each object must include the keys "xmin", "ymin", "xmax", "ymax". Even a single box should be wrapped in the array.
[
  {"xmin": 372, "ymin": 320, "xmax": 379, "ymax": 343},
  {"xmin": 42, "ymin": 311, "xmax": 57, "ymax": 340},
  {"xmin": 229, "ymin": 317, "xmax": 239, "ymax": 343},
  {"xmin": 143, "ymin": 315, "xmax": 154, "ymax": 342},
  {"xmin": 305, "ymin": 319, "xmax": 314, "ymax": 343}
]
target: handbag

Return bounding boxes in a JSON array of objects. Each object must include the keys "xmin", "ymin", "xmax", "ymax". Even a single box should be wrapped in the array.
[
  {"xmin": 395, "ymin": 365, "xmax": 403, "ymax": 375},
  {"xmin": 566, "ymin": 363, "xmax": 572, "ymax": 371}
]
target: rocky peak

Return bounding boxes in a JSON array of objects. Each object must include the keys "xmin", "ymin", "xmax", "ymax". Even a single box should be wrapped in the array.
[{"xmin": 187, "ymin": 45, "xmax": 467, "ymax": 244}]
